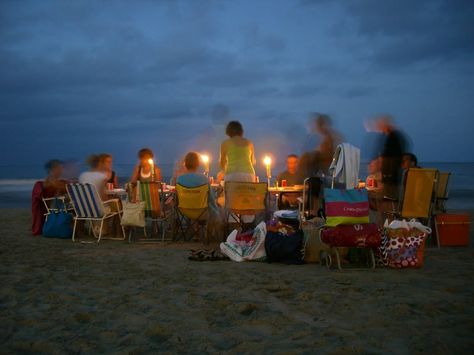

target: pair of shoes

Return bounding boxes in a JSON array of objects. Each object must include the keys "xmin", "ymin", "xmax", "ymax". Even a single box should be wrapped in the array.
[{"xmin": 188, "ymin": 249, "xmax": 229, "ymax": 261}]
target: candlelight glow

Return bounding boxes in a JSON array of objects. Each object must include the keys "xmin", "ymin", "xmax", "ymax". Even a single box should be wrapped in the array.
[
  {"xmin": 148, "ymin": 158, "xmax": 154, "ymax": 165},
  {"xmin": 201, "ymin": 154, "xmax": 209, "ymax": 163},
  {"xmin": 263, "ymin": 156, "xmax": 272, "ymax": 166}
]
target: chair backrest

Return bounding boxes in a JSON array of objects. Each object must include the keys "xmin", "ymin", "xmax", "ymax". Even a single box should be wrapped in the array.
[
  {"xmin": 301, "ymin": 177, "xmax": 323, "ymax": 214},
  {"xmin": 400, "ymin": 168, "xmax": 438, "ymax": 219},
  {"xmin": 42, "ymin": 196, "xmax": 67, "ymax": 214},
  {"xmin": 67, "ymin": 183, "xmax": 105, "ymax": 218},
  {"xmin": 176, "ymin": 183, "xmax": 209, "ymax": 220},
  {"xmin": 138, "ymin": 181, "xmax": 162, "ymax": 218},
  {"xmin": 436, "ymin": 172, "xmax": 450, "ymax": 200},
  {"xmin": 224, "ymin": 181, "xmax": 267, "ymax": 213}
]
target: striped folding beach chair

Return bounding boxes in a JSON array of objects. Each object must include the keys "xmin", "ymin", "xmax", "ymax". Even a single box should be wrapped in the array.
[
  {"xmin": 66, "ymin": 183, "xmax": 125, "ymax": 243},
  {"xmin": 129, "ymin": 181, "xmax": 174, "ymax": 243}
]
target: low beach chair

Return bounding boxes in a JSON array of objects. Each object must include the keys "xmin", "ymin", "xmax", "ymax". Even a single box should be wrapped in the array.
[
  {"xmin": 384, "ymin": 168, "xmax": 439, "ymax": 245},
  {"xmin": 175, "ymin": 183, "xmax": 209, "ymax": 243},
  {"xmin": 434, "ymin": 172, "xmax": 451, "ymax": 214},
  {"xmin": 224, "ymin": 182, "xmax": 268, "ymax": 234},
  {"xmin": 133, "ymin": 181, "xmax": 174, "ymax": 243},
  {"xmin": 66, "ymin": 183, "xmax": 125, "ymax": 243}
]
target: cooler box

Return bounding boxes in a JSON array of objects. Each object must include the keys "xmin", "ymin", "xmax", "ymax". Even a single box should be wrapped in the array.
[{"xmin": 435, "ymin": 214, "xmax": 471, "ymax": 246}]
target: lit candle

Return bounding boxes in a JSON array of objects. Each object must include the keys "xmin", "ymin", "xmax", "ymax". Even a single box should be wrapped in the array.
[
  {"xmin": 263, "ymin": 156, "xmax": 272, "ymax": 179},
  {"xmin": 201, "ymin": 154, "xmax": 210, "ymax": 176},
  {"xmin": 148, "ymin": 158, "xmax": 155, "ymax": 181}
]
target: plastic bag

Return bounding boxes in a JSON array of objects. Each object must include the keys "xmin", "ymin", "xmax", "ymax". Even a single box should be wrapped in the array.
[{"xmin": 220, "ymin": 222, "xmax": 267, "ymax": 262}]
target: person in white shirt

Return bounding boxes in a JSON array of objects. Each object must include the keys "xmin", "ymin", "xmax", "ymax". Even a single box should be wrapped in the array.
[{"xmin": 79, "ymin": 155, "xmax": 107, "ymax": 200}]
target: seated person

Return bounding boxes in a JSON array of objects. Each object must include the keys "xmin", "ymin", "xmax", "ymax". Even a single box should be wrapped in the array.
[
  {"xmin": 401, "ymin": 153, "xmax": 420, "ymax": 170},
  {"xmin": 176, "ymin": 152, "xmax": 218, "ymax": 211},
  {"xmin": 177, "ymin": 152, "xmax": 222, "ymax": 239},
  {"xmin": 31, "ymin": 159, "xmax": 68, "ymax": 235},
  {"xmin": 130, "ymin": 148, "xmax": 162, "ymax": 183},
  {"xmin": 79, "ymin": 155, "xmax": 108, "ymax": 200},
  {"xmin": 79, "ymin": 155, "xmax": 120, "ymax": 237},
  {"xmin": 99, "ymin": 153, "xmax": 119, "ymax": 188},
  {"xmin": 277, "ymin": 154, "xmax": 304, "ymax": 186},
  {"xmin": 276, "ymin": 154, "xmax": 304, "ymax": 209}
]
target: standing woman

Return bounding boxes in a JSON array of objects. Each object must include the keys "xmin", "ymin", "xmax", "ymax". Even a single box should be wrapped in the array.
[
  {"xmin": 219, "ymin": 121, "xmax": 256, "ymax": 183},
  {"xmin": 130, "ymin": 148, "xmax": 162, "ymax": 183},
  {"xmin": 99, "ymin": 153, "xmax": 119, "ymax": 188}
]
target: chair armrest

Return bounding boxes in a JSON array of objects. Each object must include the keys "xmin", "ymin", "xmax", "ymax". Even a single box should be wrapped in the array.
[
  {"xmin": 103, "ymin": 198, "xmax": 120, "ymax": 204},
  {"xmin": 103, "ymin": 198, "xmax": 122, "ymax": 212}
]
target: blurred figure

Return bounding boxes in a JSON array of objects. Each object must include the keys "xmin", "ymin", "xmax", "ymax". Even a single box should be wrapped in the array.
[
  {"xmin": 98, "ymin": 153, "xmax": 119, "ymax": 188},
  {"xmin": 79, "ymin": 155, "xmax": 107, "ymax": 200},
  {"xmin": 401, "ymin": 153, "xmax": 419, "ymax": 170},
  {"xmin": 219, "ymin": 121, "xmax": 256, "ymax": 183},
  {"xmin": 43, "ymin": 159, "xmax": 67, "ymax": 197},
  {"xmin": 374, "ymin": 115, "xmax": 409, "ymax": 199},
  {"xmin": 277, "ymin": 154, "xmax": 304, "ymax": 186},
  {"xmin": 296, "ymin": 151, "xmax": 319, "ymax": 179},
  {"xmin": 314, "ymin": 114, "xmax": 344, "ymax": 173},
  {"xmin": 61, "ymin": 159, "xmax": 80, "ymax": 182},
  {"xmin": 130, "ymin": 148, "xmax": 162, "ymax": 183},
  {"xmin": 171, "ymin": 155, "xmax": 188, "ymax": 186}
]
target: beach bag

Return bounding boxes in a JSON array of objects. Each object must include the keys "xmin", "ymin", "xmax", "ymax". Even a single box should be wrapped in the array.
[
  {"xmin": 265, "ymin": 230, "xmax": 304, "ymax": 265},
  {"xmin": 324, "ymin": 188, "xmax": 369, "ymax": 227},
  {"xmin": 42, "ymin": 202, "xmax": 73, "ymax": 239},
  {"xmin": 320, "ymin": 223, "xmax": 381, "ymax": 248},
  {"xmin": 380, "ymin": 219, "xmax": 431, "ymax": 268},
  {"xmin": 121, "ymin": 201, "xmax": 146, "ymax": 227},
  {"xmin": 301, "ymin": 218, "xmax": 327, "ymax": 263},
  {"xmin": 220, "ymin": 222, "xmax": 267, "ymax": 262}
]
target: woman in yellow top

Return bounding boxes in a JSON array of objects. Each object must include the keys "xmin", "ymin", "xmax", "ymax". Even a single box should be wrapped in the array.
[{"xmin": 219, "ymin": 121, "xmax": 256, "ymax": 182}]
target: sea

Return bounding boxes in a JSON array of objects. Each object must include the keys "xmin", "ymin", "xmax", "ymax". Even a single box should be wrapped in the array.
[{"xmin": 1, "ymin": 162, "xmax": 473, "ymax": 210}]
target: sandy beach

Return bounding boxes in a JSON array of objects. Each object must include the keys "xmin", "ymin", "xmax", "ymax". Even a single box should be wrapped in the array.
[{"xmin": 1, "ymin": 208, "xmax": 473, "ymax": 354}]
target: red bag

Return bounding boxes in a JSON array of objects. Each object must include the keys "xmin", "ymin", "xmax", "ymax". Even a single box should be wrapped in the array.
[{"xmin": 320, "ymin": 223, "xmax": 381, "ymax": 248}]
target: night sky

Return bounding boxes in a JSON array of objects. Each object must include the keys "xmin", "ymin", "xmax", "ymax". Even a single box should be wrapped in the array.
[{"xmin": 1, "ymin": 0, "xmax": 473, "ymax": 169}]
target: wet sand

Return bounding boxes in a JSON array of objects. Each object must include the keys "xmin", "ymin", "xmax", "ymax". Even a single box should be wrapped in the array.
[{"xmin": 1, "ymin": 208, "xmax": 473, "ymax": 354}]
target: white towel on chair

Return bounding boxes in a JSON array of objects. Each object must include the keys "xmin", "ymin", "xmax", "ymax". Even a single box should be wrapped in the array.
[{"xmin": 330, "ymin": 143, "xmax": 360, "ymax": 189}]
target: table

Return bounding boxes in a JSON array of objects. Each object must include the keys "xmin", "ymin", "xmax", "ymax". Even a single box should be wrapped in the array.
[
  {"xmin": 268, "ymin": 186, "xmax": 304, "ymax": 211},
  {"xmin": 105, "ymin": 188, "xmax": 128, "ymax": 204}
]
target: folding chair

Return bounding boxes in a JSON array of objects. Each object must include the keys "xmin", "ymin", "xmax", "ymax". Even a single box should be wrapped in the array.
[
  {"xmin": 130, "ymin": 181, "xmax": 174, "ymax": 243},
  {"xmin": 384, "ymin": 168, "xmax": 439, "ymax": 245},
  {"xmin": 224, "ymin": 181, "xmax": 268, "ymax": 233},
  {"xmin": 434, "ymin": 172, "xmax": 450, "ymax": 214},
  {"xmin": 66, "ymin": 183, "xmax": 125, "ymax": 244},
  {"xmin": 298, "ymin": 177, "xmax": 323, "ymax": 222},
  {"xmin": 175, "ymin": 183, "xmax": 210, "ymax": 243},
  {"xmin": 42, "ymin": 195, "xmax": 69, "ymax": 214}
]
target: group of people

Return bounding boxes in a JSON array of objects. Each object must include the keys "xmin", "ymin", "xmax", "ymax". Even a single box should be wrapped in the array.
[{"xmin": 34, "ymin": 114, "xmax": 418, "ymax": 235}]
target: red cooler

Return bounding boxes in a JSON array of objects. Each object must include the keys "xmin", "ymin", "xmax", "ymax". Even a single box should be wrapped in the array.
[{"xmin": 435, "ymin": 214, "xmax": 471, "ymax": 246}]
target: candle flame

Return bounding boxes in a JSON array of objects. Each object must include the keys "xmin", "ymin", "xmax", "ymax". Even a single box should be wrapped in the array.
[
  {"xmin": 263, "ymin": 156, "xmax": 272, "ymax": 166},
  {"xmin": 148, "ymin": 158, "xmax": 154, "ymax": 165},
  {"xmin": 201, "ymin": 154, "xmax": 209, "ymax": 163}
]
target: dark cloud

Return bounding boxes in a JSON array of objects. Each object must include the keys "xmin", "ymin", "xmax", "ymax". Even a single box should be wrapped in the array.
[
  {"xmin": 341, "ymin": 0, "xmax": 474, "ymax": 67},
  {"xmin": 0, "ymin": 0, "xmax": 472, "ymax": 166}
]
